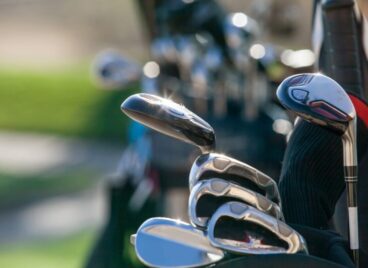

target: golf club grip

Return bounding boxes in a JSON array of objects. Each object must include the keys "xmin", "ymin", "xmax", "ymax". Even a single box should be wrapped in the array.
[{"xmin": 322, "ymin": 0, "xmax": 364, "ymax": 96}]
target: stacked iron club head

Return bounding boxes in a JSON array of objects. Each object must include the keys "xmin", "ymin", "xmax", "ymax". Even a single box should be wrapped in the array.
[
  {"xmin": 189, "ymin": 153, "xmax": 281, "ymax": 205},
  {"xmin": 122, "ymin": 93, "xmax": 308, "ymax": 267},
  {"xmin": 189, "ymin": 178, "xmax": 284, "ymax": 228},
  {"xmin": 207, "ymin": 202, "xmax": 308, "ymax": 255}
]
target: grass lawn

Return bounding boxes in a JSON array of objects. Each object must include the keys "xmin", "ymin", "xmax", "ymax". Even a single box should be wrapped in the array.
[
  {"xmin": 0, "ymin": 230, "xmax": 143, "ymax": 268},
  {"xmin": 0, "ymin": 65, "xmax": 145, "ymax": 267},
  {"xmin": 0, "ymin": 65, "xmax": 136, "ymax": 142},
  {"xmin": 0, "ymin": 231, "xmax": 94, "ymax": 268},
  {"xmin": 0, "ymin": 170, "xmax": 95, "ymax": 210},
  {"xmin": 0, "ymin": 63, "xmax": 138, "ymax": 210}
]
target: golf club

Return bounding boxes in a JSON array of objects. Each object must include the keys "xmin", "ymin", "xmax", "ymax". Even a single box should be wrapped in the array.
[
  {"xmin": 189, "ymin": 178, "xmax": 284, "ymax": 228},
  {"xmin": 131, "ymin": 217, "xmax": 225, "ymax": 267},
  {"xmin": 276, "ymin": 73, "xmax": 359, "ymax": 261},
  {"xmin": 189, "ymin": 153, "xmax": 281, "ymax": 205},
  {"xmin": 121, "ymin": 93, "xmax": 215, "ymax": 153},
  {"xmin": 207, "ymin": 201, "xmax": 308, "ymax": 255},
  {"xmin": 92, "ymin": 50, "xmax": 141, "ymax": 89}
]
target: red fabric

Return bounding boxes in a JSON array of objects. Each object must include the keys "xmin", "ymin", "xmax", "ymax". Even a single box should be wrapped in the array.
[{"xmin": 349, "ymin": 94, "xmax": 368, "ymax": 127}]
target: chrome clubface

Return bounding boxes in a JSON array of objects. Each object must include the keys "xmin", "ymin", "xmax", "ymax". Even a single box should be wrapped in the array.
[
  {"xmin": 189, "ymin": 153, "xmax": 281, "ymax": 206},
  {"xmin": 207, "ymin": 202, "xmax": 308, "ymax": 255},
  {"xmin": 276, "ymin": 73, "xmax": 355, "ymax": 134},
  {"xmin": 132, "ymin": 217, "xmax": 224, "ymax": 268},
  {"xmin": 121, "ymin": 93, "xmax": 216, "ymax": 153},
  {"xmin": 188, "ymin": 178, "xmax": 284, "ymax": 228}
]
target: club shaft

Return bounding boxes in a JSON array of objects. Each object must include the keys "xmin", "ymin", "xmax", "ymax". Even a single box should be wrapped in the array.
[
  {"xmin": 345, "ymin": 177, "xmax": 359, "ymax": 266},
  {"xmin": 345, "ymin": 179, "xmax": 359, "ymax": 250},
  {"xmin": 345, "ymin": 165, "xmax": 359, "ymax": 266},
  {"xmin": 342, "ymin": 121, "xmax": 359, "ymax": 266}
]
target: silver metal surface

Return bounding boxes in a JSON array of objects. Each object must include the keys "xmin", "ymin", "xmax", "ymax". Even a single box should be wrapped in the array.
[
  {"xmin": 286, "ymin": 74, "xmax": 355, "ymax": 119},
  {"xmin": 189, "ymin": 153, "xmax": 281, "ymax": 206},
  {"xmin": 188, "ymin": 178, "xmax": 284, "ymax": 228},
  {"xmin": 132, "ymin": 217, "xmax": 224, "ymax": 268},
  {"xmin": 207, "ymin": 202, "xmax": 308, "ymax": 255},
  {"xmin": 121, "ymin": 93, "xmax": 216, "ymax": 153},
  {"xmin": 342, "ymin": 120, "xmax": 358, "ymax": 168}
]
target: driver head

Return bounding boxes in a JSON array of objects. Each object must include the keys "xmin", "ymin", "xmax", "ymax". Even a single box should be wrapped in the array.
[
  {"xmin": 121, "ymin": 93, "xmax": 216, "ymax": 153},
  {"xmin": 276, "ymin": 73, "xmax": 355, "ymax": 134}
]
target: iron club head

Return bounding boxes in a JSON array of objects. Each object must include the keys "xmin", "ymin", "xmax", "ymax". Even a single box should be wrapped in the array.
[
  {"xmin": 121, "ymin": 93, "xmax": 216, "ymax": 153},
  {"xmin": 207, "ymin": 202, "xmax": 308, "ymax": 255},
  {"xmin": 189, "ymin": 153, "xmax": 281, "ymax": 206},
  {"xmin": 132, "ymin": 217, "xmax": 224, "ymax": 268},
  {"xmin": 188, "ymin": 178, "xmax": 284, "ymax": 228}
]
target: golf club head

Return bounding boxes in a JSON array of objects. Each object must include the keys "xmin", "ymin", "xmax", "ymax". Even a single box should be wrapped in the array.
[
  {"xmin": 132, "ymin": 217, "xmax": 225, "ymax": 268},
  {"xmin": 189, "ymin": 153, "xmax": 281, "ymax": 206},
  {"xmin": 92, "ymin": 50, "xmax": 141, "ymax": 89},
  {"xmin": 276, "ymin": 73, "xmax": 355, "ymax": 135},
  {"xmin": 189, "ymin": 178, "xmax": 284, "ymax": 228},
  {"xmin": 121, "ymin": 93, "xmax": 216, "ymax": 153},
  {"xmin": 207, "ymin": 202, "xmax": 308, "ymax": 255}
]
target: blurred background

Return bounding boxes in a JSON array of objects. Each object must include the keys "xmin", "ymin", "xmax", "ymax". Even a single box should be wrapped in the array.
[{"xmin": 0, "ymin": 0, "xmax": 315, "ymax": 267}]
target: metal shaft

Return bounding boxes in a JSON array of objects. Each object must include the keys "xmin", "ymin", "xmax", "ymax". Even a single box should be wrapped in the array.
[{"xmin": 342, "ymin": 120, "xmax": 359, "ymax": 266}]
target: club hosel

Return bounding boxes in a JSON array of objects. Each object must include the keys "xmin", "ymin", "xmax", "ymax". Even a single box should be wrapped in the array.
[
  {"xmin": 342, "ymin": 120, "xmax": 358, "ymax": 168},
  {"xmin": 200, "ymin": 142, "xmax": 216, "ymax": 154}
]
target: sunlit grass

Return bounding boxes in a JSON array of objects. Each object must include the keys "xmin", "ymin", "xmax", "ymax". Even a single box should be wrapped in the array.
[
  {"xmin": 0, "ymin": 65, "xmax": 136, "ymax": 142},
  {"xmin": 0, "ymin": 231, "xmax": 94, "ymax": 268},
  {"xmin": 0, "ymin": 171, "xmax": 95, "ymax": 209}
]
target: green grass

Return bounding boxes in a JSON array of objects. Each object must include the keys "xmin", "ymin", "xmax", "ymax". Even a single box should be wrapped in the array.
[
  {"xmin": 0, "ymin": 231, "xmax": 94, "ymax": 268},
  {"xmin": 0, "ymin": 65, "xmax": 136, "ymax": 142},
  {"xmin": 0, "ymin": 171, "xmax": 94, "ymax": 210},
  {"xmin": 0, "ymin": 66, "xmax": 144, "ymax": 267},
  {"xmin": 0, "ymin": 230, "xmax": 144, "ymax": 268}
]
